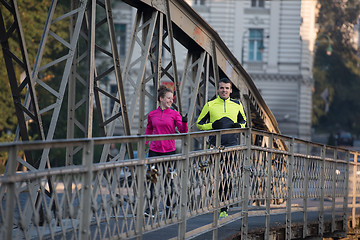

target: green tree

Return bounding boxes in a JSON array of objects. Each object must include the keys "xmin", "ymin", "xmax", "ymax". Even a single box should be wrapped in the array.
[
  {"xmin": 313, "ymin": 0, "xmax": 360, "ymax": 136},
  {"xmin": 0, "ymin": 0, "xmax": 69, "ymax": 139},
  {"xmin": 0, "ymin": 0, "xmax": 69, "ymax": 172}
]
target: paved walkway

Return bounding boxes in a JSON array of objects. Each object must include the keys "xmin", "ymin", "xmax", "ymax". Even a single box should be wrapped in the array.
[{"xmin": 136, "ymin": 198, "xmax": 349, "ymax": 239}]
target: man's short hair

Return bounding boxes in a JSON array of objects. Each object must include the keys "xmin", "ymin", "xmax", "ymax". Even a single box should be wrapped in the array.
[{"xmin": 218, "ymin": 78, "xmax": 232, "ymax": 87}]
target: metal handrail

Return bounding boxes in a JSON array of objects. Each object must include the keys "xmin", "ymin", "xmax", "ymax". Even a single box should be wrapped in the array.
[{"xmin": 0, "ymin": 128, "xmax": 359, "ymax": 239}]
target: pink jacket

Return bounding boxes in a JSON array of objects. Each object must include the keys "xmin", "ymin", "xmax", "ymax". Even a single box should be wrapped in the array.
[{"xmin": 145, "ymin": 107, "xmax": 188, "ymax": 153}]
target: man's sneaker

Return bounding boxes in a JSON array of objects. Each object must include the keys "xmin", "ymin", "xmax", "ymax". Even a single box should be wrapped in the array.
[
  {"xmin": 165, "ymin": 206, "xmax": 173, "ymax": 218},
  {"xmin": 218, "ymin": 211, "xmax": 228, "ymax": 219}
]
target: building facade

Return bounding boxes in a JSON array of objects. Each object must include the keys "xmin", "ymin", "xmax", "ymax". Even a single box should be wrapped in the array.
[{"xmin": 188, "ymin": 0, "xmax": 317, "ymax": 140}]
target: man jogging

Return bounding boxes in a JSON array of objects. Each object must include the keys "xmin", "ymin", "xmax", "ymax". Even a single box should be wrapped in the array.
[{"xmin": 196, "ymin": 77, "xmax": 247, "ymax": 219}]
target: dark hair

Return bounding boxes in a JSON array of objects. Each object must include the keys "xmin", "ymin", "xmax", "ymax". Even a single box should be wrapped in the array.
[
  {"xmin": 218, "ymin": 78, "xmax": 232, "ymax": 87},
  {"xmin": 157, "ymin": 85, "xmax": 172, "ymax": 102}
]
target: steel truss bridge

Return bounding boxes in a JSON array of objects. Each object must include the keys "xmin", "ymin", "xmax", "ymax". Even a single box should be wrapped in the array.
[{"xmin": 1, "ymin": 0, "xmax": 360, "ymax": 239}]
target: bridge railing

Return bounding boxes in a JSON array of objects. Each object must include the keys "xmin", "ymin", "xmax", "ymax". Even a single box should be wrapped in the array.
[{"xmin": 0, "ymin": 128, "xmax": 359, "ymax": 239}]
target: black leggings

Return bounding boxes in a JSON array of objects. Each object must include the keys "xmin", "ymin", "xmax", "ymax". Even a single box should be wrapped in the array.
[
  {"xmin": 148, "ymin": 150, "xmax": 176, "ymax": 212},
  {"xmin": 148, "ymin": 150, "xmax": 176, "ymax": 157},
  {"xmin": 219, "ymin": 155, "xmax": 233, "ymax": 212}
]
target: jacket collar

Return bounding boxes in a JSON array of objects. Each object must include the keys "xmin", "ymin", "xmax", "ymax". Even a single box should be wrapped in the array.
[
  {"xmin": 157, "ymin": 106, "xmax": 171, "ymax": 112},
  {"xmin": 217, "ymin": 95, "xmax": 230, "ymax": 102}
]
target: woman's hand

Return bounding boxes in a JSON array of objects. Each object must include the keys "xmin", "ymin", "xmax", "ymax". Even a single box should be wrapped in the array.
[{"xmin": 182, "ymin": 113, "xmax": 188, "ymax": 123}]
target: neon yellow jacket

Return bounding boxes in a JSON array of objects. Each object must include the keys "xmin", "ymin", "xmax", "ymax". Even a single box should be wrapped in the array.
[{"xmin": 196, "ymin": 96, "xmax": 246, "ymax": 146}]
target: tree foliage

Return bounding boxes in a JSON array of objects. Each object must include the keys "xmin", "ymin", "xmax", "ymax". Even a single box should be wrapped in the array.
[
  {"xmin": 313, "ymin": 0, "xmax": 360, "ymax": 136},
  {"xmin": 1, "ymin": 0, "xmax": 113, "ymax": 171},
  {"xmin": 0, "ymin": 0, "xmax": 68, "ymax": 140},
  {"xmin": 0, "ymin": 0, "xmax": 69, "ymax": 172}
]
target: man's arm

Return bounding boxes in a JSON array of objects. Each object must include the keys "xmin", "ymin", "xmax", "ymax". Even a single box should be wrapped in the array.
[
  {"xmin": 237, "ymin": 103, "xmax": 247, "ymax": 128},
  {"xmin": 196, "ymin": 103, "xmax": 213, "ymax": 130}
]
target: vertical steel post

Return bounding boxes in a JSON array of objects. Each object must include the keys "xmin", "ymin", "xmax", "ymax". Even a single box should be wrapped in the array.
[
  {"xmin": 164, "ymin": 0, "xmax": 182, "ymax": 114},
  {"xmin": 139, "ymin": 69, "xmax": 147, "ymax": 134},
  {"xmin": 285, "ymin": 138, "xmax": 294, "ymax": 239},
  {"xmin": 319, "ymin": 145, "xmax": 326, "ymax": 237},
  {"xmin": 86, "ymin": 0, "xmax": 96, "ymax": 138},
  {"xmin": 265, "ymin": 133, "xmax": 273, "ymax": 240},
  {"xmin": 201, "ymin": 53, "xmax": 210, "ymax": 149},
  {"xmin": 66, "ymin": 0, "xmax": 78, "ymax": 167},
  {"xmin": 303, "ymin": 142, "xmax": 310, "ymax": 238},
  {"xmin": 178, "ymin": 134, "xmax": 190, "ymax": 239},
  {"xmin": 351, "ymin": 154, "xmax": 358, "ymax": 228},
  {"xmin": 343, "ymin": 150, "xmax": 350, "ymax": 233},
  {"xmin": 136, "ymin": 138, "xmax": 146, "ymax": 239},
  {"xmin": 79, "ymin": 140, "xmax": 94, "ymax": 240},
  {"xmin": 4, "ymin": 146, "xmax": 17, "ymax": 240},
  {"xmin": 331, "ymin": 149, "xmax": 337, "ymax": 232},
  {"xmin": 211, "ymin": 40, "xmax": 219, "ymax": 93},
  {"xmin": 241, "ymin": 128, "xmax": 252, "ymax": 239},
  {"xmin": 212, "ymin": 131, "xmax": 221, "ymax": 240}
]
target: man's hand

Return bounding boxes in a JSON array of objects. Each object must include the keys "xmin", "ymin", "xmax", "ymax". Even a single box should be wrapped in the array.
[
  {"xmin": 212, "ymin": 117, "xmax": 234, "ymax": 129},
  {"xmin": 212, "ymin": 119, "xmax": 222, "ymax": 129}
]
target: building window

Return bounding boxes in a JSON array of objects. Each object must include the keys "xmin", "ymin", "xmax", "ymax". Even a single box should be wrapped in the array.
[
  {"xmin": 248, "ymin": 29, "xmax": 264, "ymax": 62},
  {"xmin": 193, "ymin": 0, "xmax": 205, "ymax": 6},
  {"xmin": 115, "ymin": 23, "xmax": 126, "ymax": 56},
  {"xmin": 251, "ymin": 0, "xmax": 264, "ymax": 7}
]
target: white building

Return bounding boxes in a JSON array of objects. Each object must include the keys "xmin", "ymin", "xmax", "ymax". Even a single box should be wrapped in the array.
[{"xmin": 188, "ymin": 0, "xmax": 317, "ymax": 140}]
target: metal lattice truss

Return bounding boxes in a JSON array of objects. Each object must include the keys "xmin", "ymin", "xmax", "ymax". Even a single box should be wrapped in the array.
[{"xmin": 1, "ymin": 0, "xmax": 284, "ymax": 173}]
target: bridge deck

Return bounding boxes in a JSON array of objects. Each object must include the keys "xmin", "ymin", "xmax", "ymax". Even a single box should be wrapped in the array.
[{"xmin": 138, "ymin": 198, "xmax": 353, "ymax": 239}]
